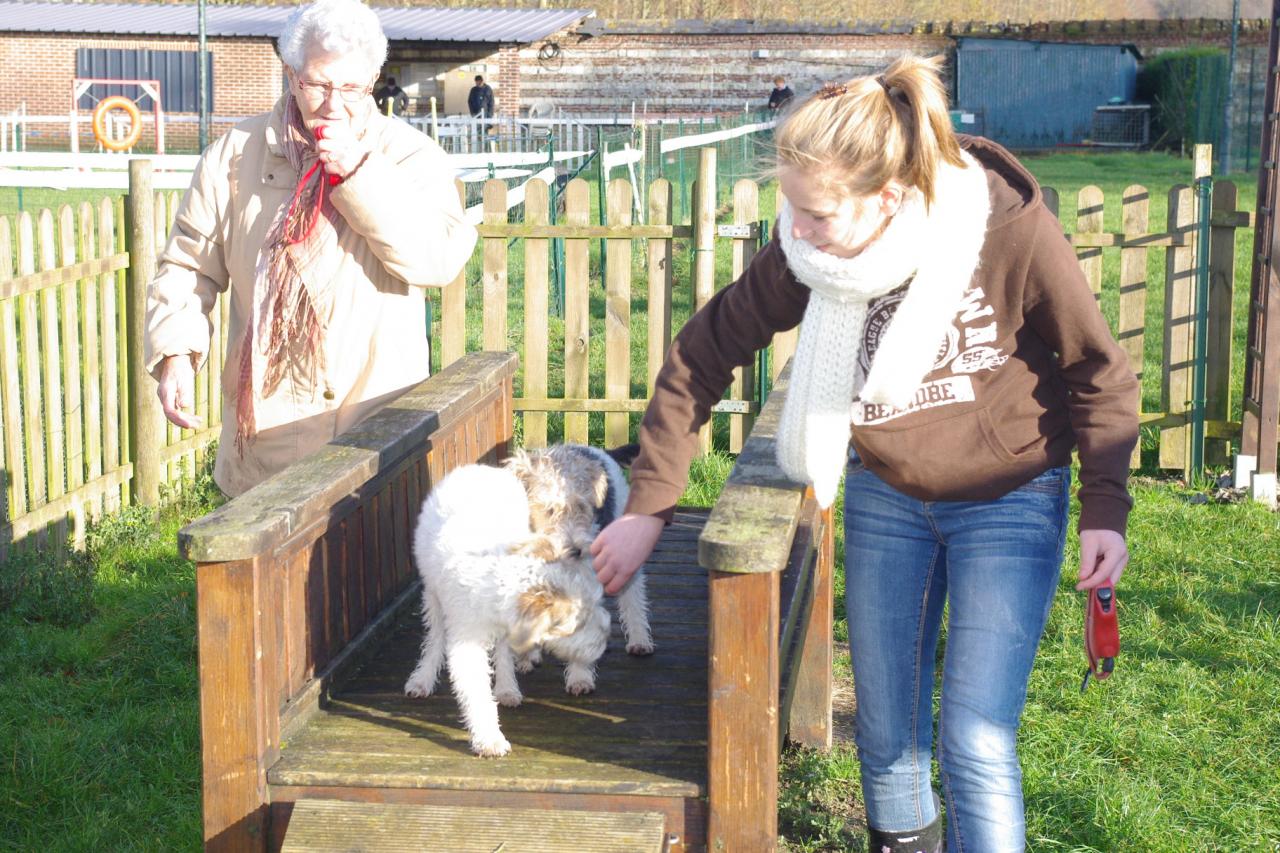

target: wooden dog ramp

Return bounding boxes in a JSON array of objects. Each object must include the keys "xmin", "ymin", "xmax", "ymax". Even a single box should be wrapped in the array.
[{"xmin": 280, "ymin": 800, "xmax": 667, "ymax": 852}]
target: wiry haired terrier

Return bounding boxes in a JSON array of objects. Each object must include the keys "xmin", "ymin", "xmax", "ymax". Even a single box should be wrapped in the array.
[{"xmin": 404, "ymin": 443, "xmax": 652, "ymax": 757}]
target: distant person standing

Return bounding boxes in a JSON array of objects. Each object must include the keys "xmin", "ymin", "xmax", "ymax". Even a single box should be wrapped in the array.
[
  {"xmin": 374, "ymin": 76, "xmax": 409, "ymax": 115},
  {"xmin": 468, "ymin": 74, "xmax": 495, "ymax": 119},
  {"xmin": 768, "ymin": 75, "xmax": 795, "ymax": 111}
]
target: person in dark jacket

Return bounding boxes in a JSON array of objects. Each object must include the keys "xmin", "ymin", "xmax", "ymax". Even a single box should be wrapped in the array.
[
  {"xmin": 374, "ymin": 76, "xmax": 409, "ymax": 116},
  {"xmin": 768, "ymin": 75, "xmax": 795, "ymax": 111},
  {"xmin": 590, "ymin": 56, "xmax": 1138, "ymax": 853},
  {"xmin": 468, "ymin": 75, "xmax": 495, "ymax": 119}
]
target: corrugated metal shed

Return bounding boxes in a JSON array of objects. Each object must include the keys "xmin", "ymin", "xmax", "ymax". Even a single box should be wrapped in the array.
[
  {"xmin": 0, "ymin": 1, "xmax": 592, "ymax": 43},
  {"xmin": 956, "ymin": 38, "xmax": 1139, "ymax": 149}
]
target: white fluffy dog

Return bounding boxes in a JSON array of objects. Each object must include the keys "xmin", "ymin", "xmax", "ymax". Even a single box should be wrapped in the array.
[{"xmin": 401, "ymin": 459, "xmax": 607, "ymax": 757}]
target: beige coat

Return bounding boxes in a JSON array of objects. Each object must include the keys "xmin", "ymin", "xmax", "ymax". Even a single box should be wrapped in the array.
[{"xmin": 145, "ymin": 99, "xmax": 476, "ymax": 497}]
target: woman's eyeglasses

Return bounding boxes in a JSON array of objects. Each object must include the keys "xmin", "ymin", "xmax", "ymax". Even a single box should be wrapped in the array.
[{"xmin": 297, "ymin": 79, "xmax": 373, "ymax": 104}]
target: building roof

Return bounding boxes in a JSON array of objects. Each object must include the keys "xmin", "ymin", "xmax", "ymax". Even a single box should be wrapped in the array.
[{"xmin": 0, "ymin": 1, "xmax": 593, "ymax": 43}]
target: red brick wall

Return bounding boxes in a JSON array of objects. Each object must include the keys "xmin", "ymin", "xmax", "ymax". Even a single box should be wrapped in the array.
[{"xmin": 495, "ymin": 44, "xmax": 521, "ymax": 117}]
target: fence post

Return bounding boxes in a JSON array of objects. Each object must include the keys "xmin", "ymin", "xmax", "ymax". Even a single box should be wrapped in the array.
[
  {"xmin": 1190, "ymin": 171, "xmax": 1214, "ymax": 480},
  {"xmin": 770, "ymin": 186, "xmax": 798, "ymax": 380},
  {"xmin": 694, "ymin": 147, "xmax": 717, "ymax": 455},
  {"xmin": 1120, "ymin": 185, "xmax": 1150, "ymax": 469},
  {"xmin": 1206, "ymin": 180, "xmax": 1239, "ymax": 467},
  {"xmin": 440, "ymin": 178, "xmax": 466, "ymax": 369},
  {"xmin": 126, "ymin": 159, "xmax": 163, "ymax": 506},
  {"xmin": 730, "ymin": 179, "xmax": 759, "ymax": 452},
  {"xmin": 1161, "ymin": 147, "xmax": 1211, "ymax": 477}
]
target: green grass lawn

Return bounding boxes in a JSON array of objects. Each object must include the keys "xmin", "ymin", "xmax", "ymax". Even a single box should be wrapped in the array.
[{"xmin": 1, "ymin": 149, "xmax": 1278, "ymax": 851}]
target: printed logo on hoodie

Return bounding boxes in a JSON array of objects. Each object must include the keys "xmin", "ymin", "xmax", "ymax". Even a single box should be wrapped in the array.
[{"xmin": 853, "ymin": 285, "xmax": 1007, "ymax": 426}]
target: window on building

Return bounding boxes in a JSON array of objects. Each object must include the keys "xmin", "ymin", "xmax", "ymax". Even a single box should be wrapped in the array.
[{"xmin": 76, "ymin": 48, "xmax": 213, "ymax": 113}]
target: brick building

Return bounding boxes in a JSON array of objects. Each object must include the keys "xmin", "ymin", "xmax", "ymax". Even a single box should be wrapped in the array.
[
  {"xmin": 0, "ymin": 0, "xmax": 1269, "ymax": 150},
  {"xmin": 0, "ymin": 1, "xmax": 590, "ymax": 152}
]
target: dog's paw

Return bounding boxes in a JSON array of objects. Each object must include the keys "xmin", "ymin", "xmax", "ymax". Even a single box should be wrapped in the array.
[
  {"xmin": 564, "ymin": 666, "xmax": 597, "ymax": 696},
  {"xmin": 515, "ymin": 648, "xmax": 542, "ymax": 674},
  {"xmin": 471, "ymin": 734, "xmax": 512, "ymax": 757},
  {"xmin": 626, "ymin": 640, "xmax": 656, "ymax": 656},
  {"xmin": 494, "ymin": 688, "xmax": 523, "ymax": 708},
  {"xmin": 403, "ymin": 674, "xmax": 436, "ymax": 698}
]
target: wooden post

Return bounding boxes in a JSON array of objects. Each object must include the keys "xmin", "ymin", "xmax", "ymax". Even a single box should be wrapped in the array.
[
  {"xmin": 1119, "ymin": 185, "xmax": 1150, "ymax": 468},
  {"xmin": 707, "ymin": 569, "xmax": 780, "ymax": 852},
  {"xmin": 38, "ymin": 211, "xmax": 66, "ymax": 530},
  {"xmin": 126, "ymin": 159, "xmax": 163, "ymax": 505},
  {"xmin": 729, "ymin": 179, "xmax": 759, "ymax": 453},
  {"xmin": 693, "ymin": 148, "xmax": 716, "ymax": 455},
  {"xmin": 0, "ymin": 218, "xmax": 23, "ymax": 528},
  {"xmin": 100, "ymin": 197, "xmax": 124, "ymax": 512},
  {"xmin": 60, "ymin": 205, "xmax": 85, "ymax": 506},
  {"xmin": 771, "ymin": 187, "xmax": 797, "ymax": 381},
  {"xmin": 564, "ymin": 178, "xmax": 590, "ymax": 444},
  {"xmin": 1161, "ymin": 183, "xmax": 1196, "ymax": 473},
  {"xmin": 646, "ymin": 180, "xmax": 674, "ymax": 398},
  {"xmin": 440, "ymin": 179, "xmax": 467, "ymax": 369},
  {"xmin": 481, "ymin": 179, "xmax": 508, "ymax": 353},
  {"xmin": 1206, "ymin": 181, "xmax": 1239, "ymax": 466},
  {"xmin": 523, "ymin": 179, "xmax": 550, "ymax": 449},
  {"xmin": 198, "ymin": 558, "xmax": 271, "ymax": 852},
  {"xmin": 787, "ymin": 503, "xmax": 834, "ymax": 749},
  {"xmin": 1076, "ymin": 185, "xmax": 1104, "ymax": 301},
  {"xmin": 605, "ymin": 178, "xmax": 632, "ymax": 448}
]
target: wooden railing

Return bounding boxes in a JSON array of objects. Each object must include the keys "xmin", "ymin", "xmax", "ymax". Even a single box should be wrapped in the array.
[
  {"xmin": 698, "ymin": 362, "xmax": 835, "ymax": 852},
  {"xmin": 177, "ymin": 351, "xmax": 516, "ymax": 851}
]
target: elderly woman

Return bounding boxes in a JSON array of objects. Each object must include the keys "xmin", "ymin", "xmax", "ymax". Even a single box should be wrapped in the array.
[{"xmin": 144, "ymin": 0, "xmax": 476, "ymax": 496}]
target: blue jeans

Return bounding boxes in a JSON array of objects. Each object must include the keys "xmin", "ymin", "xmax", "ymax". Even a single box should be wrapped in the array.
[{"xmin": 844, "ymin": 454, "xmax": 1069, "ymax": 853}]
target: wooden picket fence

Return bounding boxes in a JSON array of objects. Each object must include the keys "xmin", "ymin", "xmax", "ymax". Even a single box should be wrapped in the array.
[
  {"xmin": 0, "ymin": 161, "xmax": 224, "ymax": 558},
  {"xmin": 0, "ymin": 148, "xmax": 1252, "ymax": 557}
]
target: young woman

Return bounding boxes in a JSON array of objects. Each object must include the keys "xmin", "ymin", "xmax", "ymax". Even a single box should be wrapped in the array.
[{"xmin": 591, "ymin": 55, "xmax": 1139, "ymax": 852}]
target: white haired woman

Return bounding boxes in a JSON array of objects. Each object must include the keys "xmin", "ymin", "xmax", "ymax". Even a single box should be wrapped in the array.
[
  {"xmin": 145, "ymin": 0, "xmax": 476, "ymax": 496},
  {"xmin": 591, "ymin": 55, "xmax": 1139, "ymax": 851}
]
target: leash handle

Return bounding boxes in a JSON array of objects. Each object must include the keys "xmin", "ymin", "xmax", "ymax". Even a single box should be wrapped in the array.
[{"xmin": 1081, "ymin": 583, "xmax": 1120, "ymax": 692}]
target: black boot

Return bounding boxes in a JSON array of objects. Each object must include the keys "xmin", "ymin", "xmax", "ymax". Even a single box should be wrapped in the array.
[{"xmin": 867, "ymin": 814, "xmax": 943, "ymax": 853}]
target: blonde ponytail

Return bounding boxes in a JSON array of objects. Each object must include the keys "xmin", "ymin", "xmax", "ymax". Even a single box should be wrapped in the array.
[{"xmin": 775, "ymin": 54, "xmax": 965, "ymax": 208}]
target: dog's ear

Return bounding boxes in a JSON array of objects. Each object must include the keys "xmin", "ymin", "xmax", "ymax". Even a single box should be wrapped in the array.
[
  {"xmin": 510, "ymin": 585, "xmax": 581, "ymax": 654},
  {"xmin": 604, "ymin": 443, "xmax": 641, "ymax": 468},
  {"xmin": 503, "ymin": 449, "xmax": 535, "ymax": 489},
  {"xmin": 586, "ymin": 459, "xmax": 610, "ymax": 509}
]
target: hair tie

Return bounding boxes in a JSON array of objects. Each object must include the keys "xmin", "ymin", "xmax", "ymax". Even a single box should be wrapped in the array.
[
  {"xmin": 816, "ymin": 82, "xmax": 848, "ymax": 100},
  {"xmin": 876, "ymin": 74, "xmax": 908, "ymax": 105}
]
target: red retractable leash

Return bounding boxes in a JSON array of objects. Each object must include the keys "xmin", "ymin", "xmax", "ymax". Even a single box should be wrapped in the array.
[{"xmin": 1080, "ymin": 583, "xmax": 1120, "ymax": 692}]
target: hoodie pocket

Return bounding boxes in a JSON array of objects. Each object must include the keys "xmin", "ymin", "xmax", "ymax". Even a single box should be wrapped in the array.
[
  {"xmin": 851, "ymin": 405, "xmax": 1045, "ymax": 501},
  {"xmin": 976, "ymin": 406, "xmax": 1020, "ymax": 464}
]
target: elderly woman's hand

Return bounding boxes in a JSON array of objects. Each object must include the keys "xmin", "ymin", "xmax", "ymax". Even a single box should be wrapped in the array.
[
  {"xmin": 314, "ymin": 123, "xmax": 371, "ymax": 180},
  {"xmin": 156, "ymin": 354, "xmax": 204, "ymax": 430}
]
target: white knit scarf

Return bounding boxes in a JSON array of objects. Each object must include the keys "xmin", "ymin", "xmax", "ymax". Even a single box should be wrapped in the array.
[{"xmin": 775, "ymin": 151, "xmax": 992, "ymax": 507}]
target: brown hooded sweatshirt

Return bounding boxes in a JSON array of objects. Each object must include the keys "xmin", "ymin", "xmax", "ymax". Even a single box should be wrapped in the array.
[{"xmin": 625, "ymin": 136, "xmax": 1139, "ymax": 534}]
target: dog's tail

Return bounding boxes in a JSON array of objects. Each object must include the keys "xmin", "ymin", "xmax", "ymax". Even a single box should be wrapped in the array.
[{"xmin": 604, "ymin": 443, "xmax": 641, "ymax": 468}]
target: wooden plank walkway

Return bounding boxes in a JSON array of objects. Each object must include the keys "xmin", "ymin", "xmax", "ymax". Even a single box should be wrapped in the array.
[{"xmin": 268, "ymin": 510, "xmax": 714, "ymax": 848}]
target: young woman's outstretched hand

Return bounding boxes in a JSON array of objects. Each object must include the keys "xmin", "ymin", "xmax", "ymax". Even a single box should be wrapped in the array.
[
  {"xmin": 1075, "ymin": 529, "xmax": 1129, "ymax": 590},
  {"xmin": 590, "ymin": 513, "xmax": 665, "ymax": 595}
]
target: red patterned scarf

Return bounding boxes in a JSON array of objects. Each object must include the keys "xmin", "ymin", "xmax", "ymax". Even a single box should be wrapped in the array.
[{"xmin": 235, "ymin": 96, "xmax": 345, "ymax": 455}]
